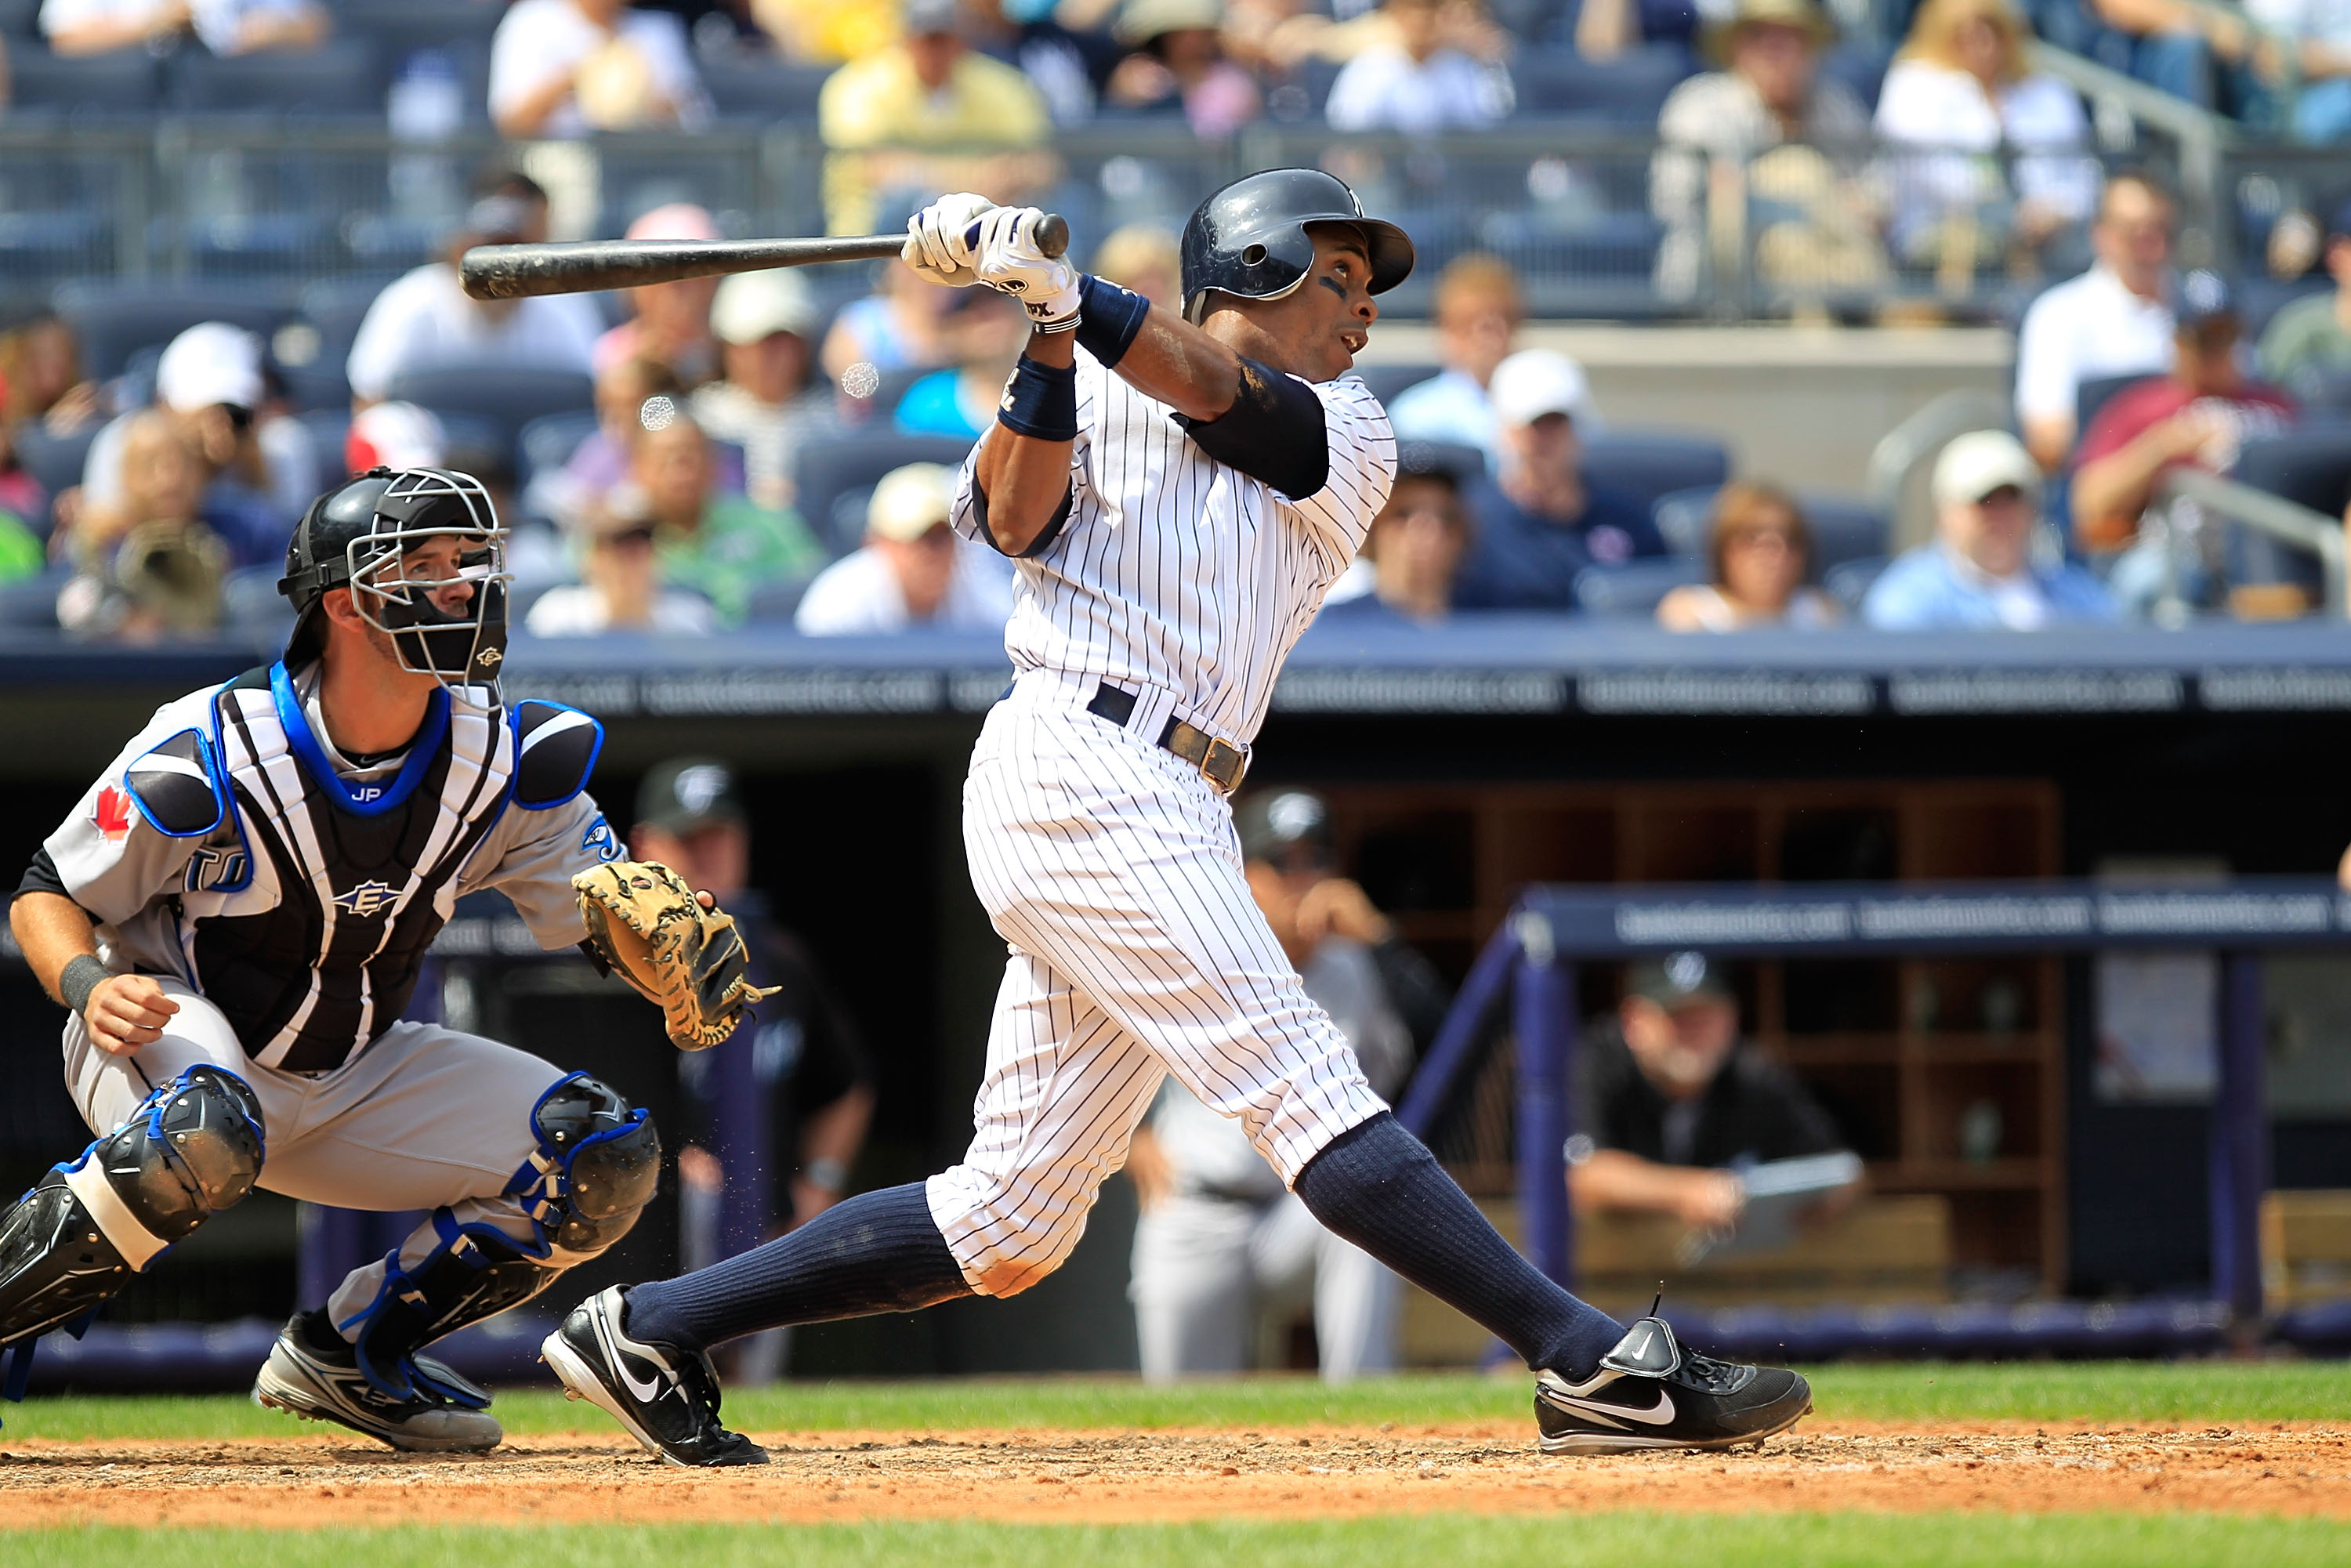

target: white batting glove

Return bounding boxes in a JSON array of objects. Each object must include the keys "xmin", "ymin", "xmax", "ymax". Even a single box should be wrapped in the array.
[
  {"xmin": 971, "ymin": 207, "xmax": 1081, "ymax": 331},
  {"xmin": 901, "ymin": 192, "xmax": 997, "ymax": 287}
]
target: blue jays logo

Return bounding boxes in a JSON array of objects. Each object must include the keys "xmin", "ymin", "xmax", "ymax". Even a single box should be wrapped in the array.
[
  {"xmin": 333, "ymin": 880, "xmax": 401, "ymax": 918},
  {"xmin": 581, "ymin": 815, "xmax": 621, "ymax": 862},
  {"xmin": 183, "ymin": 846, "xmax": 250, "ymax": 893}
]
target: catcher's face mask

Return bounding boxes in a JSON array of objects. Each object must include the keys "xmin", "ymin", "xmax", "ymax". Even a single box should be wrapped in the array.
[{"xmin": 346, "ymin": 469, "xmax": 511, "ymax": 696}]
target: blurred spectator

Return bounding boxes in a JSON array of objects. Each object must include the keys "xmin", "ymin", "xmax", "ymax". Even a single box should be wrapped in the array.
[
  {"xmin": 1324, "ymin": 0, "xmax": 1511, "ymax": 132},
  {"xmin": 343, "ymin": 401, "xmax": 448, "ymax": 477},
  {"xmin": 1650, "ymin": 0, "xmax": 1882, "ymax": 304},
  {"xmin": 2259, "ymin": 197, "xmax": 2351, "ymax": 390},
  {"xmin": 1570, "ymin": 952, "xmax": 1856, "ymax": 1228},
  {"xmin": 894, "ymin": 292, "xmax": 1031, "ymax": 440},
  {"xmin": 0, "ymin": 507, "xmax": 38, "ymax": 585},
  {"xmin": 817, "ymin": 0, "xmax": 1053, "ymax": 236},
  {"xmin": 1875, "ymin": 0, "xmax": 2099, "ymax": 275},
  {"xmin": 968, "ymin": 0, "xmax": 1121, "ymax": 125},
  {"xmin": 56, "ymin": 412, "xmax": 229, "ymax": 642},
  {"xmin": 0, "ymin": 310, "xmax": 103, "ymax": 436},
  {"xmin": 43, "ymin": 0, "xmax": 328, "ymax": 56},
  {"xmin": 2242, "ymin": 0, "xmax": 2351, "ymax": 142},
  {"xmin": 751, "ymin": 0, "xmax": 897, "ymax": 62},
  {"xmin": 2071, "ymin": 272, "xmax": 2293, "ymax": 606},
  {"xmin": 820, "ymin": 264, "xmax": 963, "ymax": 387},
  {"xmin": 692, "ymin": 270, "xmax": 827, "ymax": 514},
  {"xmin": 1657, "ymin": 480, "xmax": 1841, "ymax": 630},
  {"xmin": 1388, "ymin": 254, "xmax": 1531, "ymax": 469},
  {"xmin": 1863, "ymin": 429, "xmax": 2117, "ymax": 628},
  {"xmin": 2013, "ymin": 172, "xmax": 2178, "ymax": 472},
  {"xmin": 348, "ymin": 186, "xmax": 603, "ymax": 410},
  {"xmin": 74, "ymin": 324, "xmax": 299, "ymax": 568},
  {"xmin": 1576, "ymin": 0, "xmax": 1702, "ymax": 58},
  {"xmin": 600, "ymin": 400, "xmax": 824, "ymax": 624},
  {"xmin": 1126, "ymin": 789, "xmax": 1425, "ymax": 1382},
  {"xmin": 595, "ymin": 205, "xmax": 725, "ymax": 389},
  {"xmin": 490, "ymin": 0, "xmax": 712, "ymax": 138},
  {"xmin": 1317, "ymin": 444, "xmax": 1474, "ymax": 628},
  {"xmin": 1451, "ymin": 350, "xmax": 1664, "ymax": 610},
  {"xmin": 527, "ymin": 507, "xmax": 719, "ymax": 636},
  {"xmin": 2067, "ymin": 0, "xmax": 2258, "ymax": 118},
  {"xmin": 794, "ymin": 462, "xmax": 1014, "ymax": 633},
  {"xmin": 1104, "ymin": 0, "xmax": 1262, "ymax": 136},
  {"xmin": 534, "ymin": 357, "xmax": 718, "ymax": 530},
  {"xmin": 1092, "ymin": 223, "xmax": 1183, "ymax": 308}
]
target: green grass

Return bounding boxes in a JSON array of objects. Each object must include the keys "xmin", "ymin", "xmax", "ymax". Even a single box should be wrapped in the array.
[
  {"xmin": 9, "ymin": 1361, "xmax": 2351, "ymax": 1443},
  {"xmin": 9, "ymin": 1515, "xmax": 2351, "ymax": 1567}
]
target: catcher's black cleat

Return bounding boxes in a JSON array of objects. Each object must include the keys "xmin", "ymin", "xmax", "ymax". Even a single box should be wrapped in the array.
[
  {"xmin": 1534, "ymin": 1314, "xmax": 1811, "ymax": 1455},
  {"xmin": 541, "ymin": 1286, "xmax": 768, "ymax": 1468},
  {"xmin": 253, "ymin": 1309, "xmax": 503, "ymax": 1453}
]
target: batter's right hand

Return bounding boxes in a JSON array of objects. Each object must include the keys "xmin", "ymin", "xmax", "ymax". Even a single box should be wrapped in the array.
[
  {"xmin": 902, "ymin": 192, "xmax": 997, "ymax": 287},
  {"xmin": 85, "ymin": 973, "xmax": 178, "ymax": 1056}
]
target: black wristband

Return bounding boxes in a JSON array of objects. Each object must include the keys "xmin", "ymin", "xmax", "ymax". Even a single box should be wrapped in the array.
[
  {"xmin": 997, "ymin": 353, "xmax": 1079, "ymax": 442},
  {"xmin": 60, "ymin": 954, "xmax": 110, "ymax": 1018},
  {"xmin": 1074, "ymin": 273, "xmax": 1150, "ymax": 369}
]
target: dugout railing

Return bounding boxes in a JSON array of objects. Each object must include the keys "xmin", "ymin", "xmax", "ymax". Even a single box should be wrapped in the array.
[{"xmin": 1396, "ymin": 875, "xmax": 2351, "ymax": 1356}]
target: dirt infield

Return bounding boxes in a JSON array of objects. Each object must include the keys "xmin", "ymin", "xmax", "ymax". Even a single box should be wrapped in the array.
[{"xmin": 2, "ymin": 1418, "xmax": 2346, "ymax": 1528}]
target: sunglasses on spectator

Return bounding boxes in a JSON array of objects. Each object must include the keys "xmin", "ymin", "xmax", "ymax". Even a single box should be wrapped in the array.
[
  {"xmin": 597, "ymin": 525, "xmax": 658, "ymax": 549},
  {"xmin": 1724, "ymin": 527, "xmax": 1799, "ymax": 549}
]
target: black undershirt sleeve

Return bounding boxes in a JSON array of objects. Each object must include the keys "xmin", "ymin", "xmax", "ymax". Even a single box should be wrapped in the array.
[
  {"xmin": 1174, "ymin": 357, "xmax": 1330, "ymax": 500},
  {"xmin": 14, "ymin": 847, "xmax": 71, "ymax": 903},
  {"xmin": 968, "ymin": 476, "xmax": 1075, "ymax": 559}
]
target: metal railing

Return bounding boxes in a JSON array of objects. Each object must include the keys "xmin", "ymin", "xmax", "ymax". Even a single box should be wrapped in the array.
[{"xmin": 2154, "ymin": 465, "xmax": 2349, "ymax": 620}]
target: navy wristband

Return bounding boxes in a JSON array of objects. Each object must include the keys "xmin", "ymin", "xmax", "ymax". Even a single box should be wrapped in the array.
[
  {"xmin": 997, "ymin": 354, "xmax": 1079, "ymax": 442},
  {"xmin": 1074, "ymin": 274, "xmax": 1150, "ymax": 369}
]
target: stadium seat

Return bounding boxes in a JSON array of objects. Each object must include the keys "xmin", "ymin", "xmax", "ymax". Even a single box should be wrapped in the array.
[
  {"xmin": 795, "ymin": 433, "xmax": 979, "ymax": 557},
  {"xmin": 379, "ymin": 368, "xmax": 596, "ymax": 454},
  {"xmin": 698, "ymin": 55, "xmax": 835, "ymax": 123},
  {"xmin": 4, "ymin": 47, "xmax": 160, "ymax": 118},
  {"xmin": 337, "ymin": 2, "xmax": 498, "ymax": 101},
  {"xmin": 0, "ymin": 566, "xmax": 69, "ymax": 632},
  {"xmin": 1572, "ymin": 556, "xmax": 1704, "ymax": 614},
  {"xmin": 1579, "ymin": 429, "xmax": 1730, "ymax": 509},
  {"xmin": 10, "ymin": 423, "xmax": 101, "ymax": 517},
  {"xmin": 1350, "ymin": 363, "xmax": 1442, "ymax": 409},
  {"xmin": 2236, "ymin": 275, "xmax": 2331, "ymax": 347},
  {"xmin": 2074, "ymin": 372, "xmax": 2150, "ymax": 441},
  {"xmin": 1824, "ymin": 554, "xmax": 1891, "ymax": 610},
  {"xmin": 1818, "ymin": 39, "xmax": 1895, "ymax": 115},
  {"xmin": 1652, "ymin": 486, "xmax": 1889, "ymax": 572},
  {"xmin": 1509, "ymin": 45, "xmax": 1691, "ymax": 125},
  {"xmin": 2229, "ymin": 429, "xmax": 2351, "ymax": 601},
  {"xmin": 745, "ymin": 576, "xmax": 812, "ymax": 622},
  {"xmin": 0, "ymin": 0, "xmax": 41, "ymax": 34},
  {"xmin": 53, "ymin": 281, "xmax": 295, "ymax": 381},
  {"xmin": 165, "ymin": 39, "xmax": 385, "ymax": 116}
]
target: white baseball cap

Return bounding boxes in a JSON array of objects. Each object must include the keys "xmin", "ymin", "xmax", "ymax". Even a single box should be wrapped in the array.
[
  {"xmin": 712, "ymin": 270, "xmax": 820, "ymax": 346},
  {"xmin": 1487, "ymin": 349, "xmax": 1599, "ymax": 431},
  {"xmin": 345, "ymin": 401, "xmax": 447, "ymax": 473},
  {"xmin": 156, "ymin": 321, "xmax": 264, "ymax": 415},
  {"xmin": 868, "ymin": 462, "xmax": 955, "ymax": 542},
  {"xmin": 1932, "ymin": 429, "xmax": 2042, "ymax": 507}
]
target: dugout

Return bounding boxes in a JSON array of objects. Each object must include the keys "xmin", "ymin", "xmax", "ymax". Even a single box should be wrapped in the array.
[{"xmin": 5, "ymin": 617, "xmax": 2351, "ymax": 1379}]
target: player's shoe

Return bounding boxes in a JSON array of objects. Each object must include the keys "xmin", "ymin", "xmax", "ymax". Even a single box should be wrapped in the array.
[
  {"xmin": 540, "ymin": 1286, "xmax": 768, "ymax": 1468},
  {"xmin": 252, "ymin": 1309, "xmax": 504, "ymax": 1453},
  {"xmin": 1534, "ymin": 1313, "xmax": 1811, "ymax": 1455}
]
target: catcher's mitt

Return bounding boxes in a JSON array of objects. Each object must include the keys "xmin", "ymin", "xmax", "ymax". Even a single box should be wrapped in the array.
[{"xmin": 573, "ymin": 860, "xmax": 777, "ymax": 1050}]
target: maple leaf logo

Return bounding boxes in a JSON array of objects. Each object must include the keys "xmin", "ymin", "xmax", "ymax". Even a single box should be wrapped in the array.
[{"xmin": 92, "ymin": 784, "xmax": 134, "ymax": 842}]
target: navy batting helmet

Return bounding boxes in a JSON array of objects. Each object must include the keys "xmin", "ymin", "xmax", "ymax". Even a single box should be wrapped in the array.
[{"xmin": 1179, "ymin": 168, "xmax": 1415, "ymax": 324}]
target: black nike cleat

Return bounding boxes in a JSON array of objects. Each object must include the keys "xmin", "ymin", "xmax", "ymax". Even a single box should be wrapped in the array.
[
  {"xmin": 253, "ymin": 1310, "xmax": 503, "ymax": 1453},
  {"xmin": 1534, "ymin": 1314, "xmax": 1811, "ymax": 1455},
  {"xmin": 541, "ymin": 1286, "xmax": 768, "ymax": 1468}
]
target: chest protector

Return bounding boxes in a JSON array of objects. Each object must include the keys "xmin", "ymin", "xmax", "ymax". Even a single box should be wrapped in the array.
[{"xmin": 183, "ymin": 665, "xmax": 519, "ymax": 1073}]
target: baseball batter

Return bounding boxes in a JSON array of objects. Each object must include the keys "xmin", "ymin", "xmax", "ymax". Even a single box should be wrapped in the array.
[
  {"xmin": 0, "ymin": 467, "xmax": 763, "ymax": 1451},
  {"xmin": 545, "ymin": 171, "xmax": 1813, "ymax": 1463}
]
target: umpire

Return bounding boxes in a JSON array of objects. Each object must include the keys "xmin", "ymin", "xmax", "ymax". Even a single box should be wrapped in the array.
[{"xmin": 629, "ymin": 759, "xmax": 874, "ymax": 1380}]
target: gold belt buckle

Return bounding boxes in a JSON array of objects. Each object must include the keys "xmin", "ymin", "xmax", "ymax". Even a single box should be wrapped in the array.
[{"xmin": 1200, "ymin": 737, "xmax": 1248, "ymax": 795}]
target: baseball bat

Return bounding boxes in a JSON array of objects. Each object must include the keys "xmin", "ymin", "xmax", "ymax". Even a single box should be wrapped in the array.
[{"xmin": 459, "ymin": 212, "xmax": 1070, "ymax": 301}]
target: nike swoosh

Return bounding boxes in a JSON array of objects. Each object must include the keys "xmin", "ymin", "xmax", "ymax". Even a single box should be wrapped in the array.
[
  {"xmin": 1548, "ymin": 1386, "xmax": 1677, "ymax": 1425},
  {"xmin": 596, "ymin": 1313, "xmax": 669, "ymax": 1404}
]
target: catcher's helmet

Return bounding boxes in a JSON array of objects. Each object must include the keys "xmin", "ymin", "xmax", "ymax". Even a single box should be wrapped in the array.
[
  {"xmin": 280, "ymin": 466, "xmax": 511, "ymax": 692},
  {"xmin": 1179, "ymin": 168, "xmax": 1415, "ymax": 324}
]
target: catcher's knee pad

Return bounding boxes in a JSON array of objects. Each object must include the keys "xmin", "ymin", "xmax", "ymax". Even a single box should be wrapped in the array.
[
  {"xmin": 510, "ymin": 1073, "xmax": 660, "ymax": 1255},
  {"xmin": 1, "ymin": 1066, "xmax": 264, "ymax": 1347}
]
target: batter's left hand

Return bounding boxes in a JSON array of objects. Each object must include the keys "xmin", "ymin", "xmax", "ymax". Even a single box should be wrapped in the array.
[
  {"xmin": 1293, "ymin": 878, "xmax": 1393, "ymax": 947},
  {"xmin": 971, "ymin": 207, "xmax": 1081, "ymax": 331},
  {"xmin": 903, "ymin": 192, "xmax": 995, "ymax": 287}
]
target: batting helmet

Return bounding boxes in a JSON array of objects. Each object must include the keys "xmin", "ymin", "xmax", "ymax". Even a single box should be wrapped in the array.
[
  {"xmin": 280, "ymin": 466, "xmax": 511, "ymax": 691},
  {"xmin": 1179, "ymin": 168, "xmax": 1415, "ymax": 324}
]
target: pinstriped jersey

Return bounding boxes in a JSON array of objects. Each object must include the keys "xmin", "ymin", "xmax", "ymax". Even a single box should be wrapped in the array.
[
  {"xmin": 950, "ymin": 352, "xmax": 1397, "ymax": 746},
  {"xmin": 35, "ymin": 662, "xmax": 619, "ymax": 1073}
]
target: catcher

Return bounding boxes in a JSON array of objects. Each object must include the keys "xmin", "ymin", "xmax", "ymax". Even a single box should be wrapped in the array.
[{"xmin": 0, "ymin": 465, "xmax": 768, "ymax": 1451}]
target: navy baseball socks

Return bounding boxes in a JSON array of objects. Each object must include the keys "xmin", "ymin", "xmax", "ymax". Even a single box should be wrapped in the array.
[
  {"xmin": 620, "ymin": 1181, "xmax": 969, "ymax": 1353},
  {"xmin": 1290, "ymin": 1112, "xmax": 1625, "ymax": 1379}
]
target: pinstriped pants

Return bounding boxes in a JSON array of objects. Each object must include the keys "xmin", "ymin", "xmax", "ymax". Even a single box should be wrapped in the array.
[{"xmin": 929, "ymin": 680, "xmax": 1387, "ymax": 1298}]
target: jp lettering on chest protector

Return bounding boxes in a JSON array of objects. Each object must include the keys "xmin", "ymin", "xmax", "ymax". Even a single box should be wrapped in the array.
[
  {"xmin": 1, "ymin": 466, "xmax": 766, "ymax": 1454},
  {"xmin": 534, "ymin": 172, "xmax": 1813, "ymax": 1469}
]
